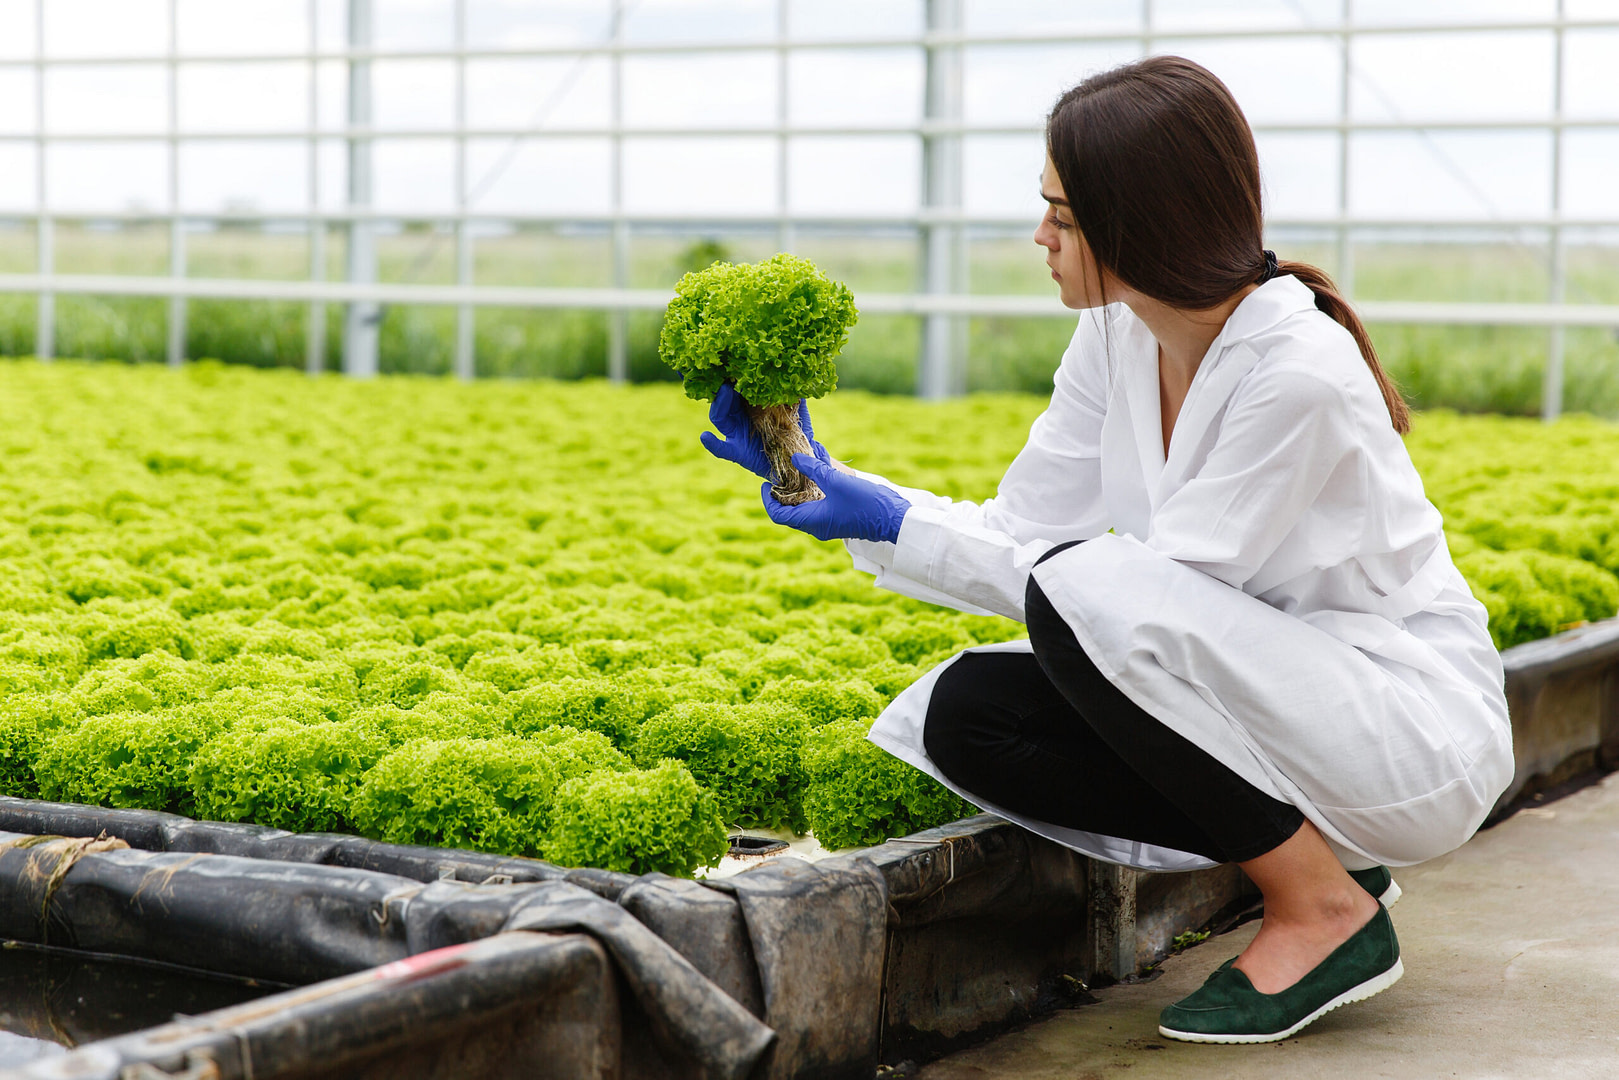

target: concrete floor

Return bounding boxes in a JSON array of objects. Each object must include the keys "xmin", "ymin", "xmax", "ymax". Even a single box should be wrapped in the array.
[{"xmin": 916, "ymin": 772, "xmax": 1619, "ymax": 1080}]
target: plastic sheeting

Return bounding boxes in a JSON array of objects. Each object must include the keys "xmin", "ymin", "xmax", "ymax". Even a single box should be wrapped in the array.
[
  {"xmin": 0, "ymin": 800, "xmax": 899, "ymax": 1080},
  {"xmin": 2, "ymin": 797, "xmax": 1215, "ymax": 1078},
  {"xmin": 0, "ymin": 831, "xmax": 774, "ymax": 1079},
  {"xmin": 14, "ymin": 933, "xmax": 625, "ymax": 1080}
]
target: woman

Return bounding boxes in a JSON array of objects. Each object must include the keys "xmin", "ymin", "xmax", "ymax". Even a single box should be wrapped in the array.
[{"xmin": 703, "ymin": 56, "xmax": 1512, "ymax": 1043}]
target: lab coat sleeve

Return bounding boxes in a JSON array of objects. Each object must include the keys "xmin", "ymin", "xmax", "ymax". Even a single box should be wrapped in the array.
[
  {"xmin": 844, "ymin": 320, "xmax": 1113, "ymax": 620},
  {"xmin": 1144, "ymin": 366, "xmax": 1361, "ymax": 589}
]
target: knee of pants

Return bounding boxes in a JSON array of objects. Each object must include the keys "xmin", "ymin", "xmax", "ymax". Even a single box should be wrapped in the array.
[{"xmin": 921, "ymin": 653, "xmax": 991, "ymax": 779}]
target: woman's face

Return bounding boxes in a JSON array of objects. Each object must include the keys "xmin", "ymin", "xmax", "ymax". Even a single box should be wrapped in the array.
[{"xmin": 1034, "ymin": 156, "xmax": 1109, "ymax": 310}]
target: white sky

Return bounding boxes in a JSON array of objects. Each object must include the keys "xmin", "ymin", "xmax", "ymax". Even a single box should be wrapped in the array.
[{"xmin": 0, "ymin": 0, "xmax": 1614, "ymax": 228}]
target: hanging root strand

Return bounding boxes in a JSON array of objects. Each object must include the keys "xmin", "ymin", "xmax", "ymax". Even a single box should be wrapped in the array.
[{"xmin": 746, "ymin": 402, "xmax": 825, "ymax": 506}]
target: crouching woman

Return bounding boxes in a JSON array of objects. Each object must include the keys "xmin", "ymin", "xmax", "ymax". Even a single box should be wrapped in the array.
[{"xmin": 703, "ymin": 56, "xmax": 1512, "ymax": 1043}]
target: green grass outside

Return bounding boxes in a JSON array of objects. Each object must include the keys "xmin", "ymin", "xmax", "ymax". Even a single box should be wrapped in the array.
[{"xmin": 2, "ymin": 224, "xmax": 1616, "ymax": 415}]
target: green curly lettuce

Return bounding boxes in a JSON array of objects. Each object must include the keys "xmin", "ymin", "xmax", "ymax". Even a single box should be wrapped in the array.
[
  {"xmin": 658, "ymin": 252, "xmax": 857, "ymax": 405},
  {"xmin": 544, "ymin": 760, "xmax": 728, "ymax": 877},
  {"xmin": 348, "ymin": 730, "xmax": 630, "ymax": 856},
  {"xmin": 633, "ymin": 701, "xmax": 810, "ymax": 832},
  {"xmin": 802, "ymin": 719, "xmax": 975, "ymax": 850},
  {"xmin": 189, "ymin": 719, "xmax": 389, "ymax": 833}
]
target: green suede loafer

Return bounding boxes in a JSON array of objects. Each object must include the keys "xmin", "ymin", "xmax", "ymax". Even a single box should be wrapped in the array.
[
  {"xmin": 1348, "ymin": 865, "xmax": 1401, "ymax": 907},
  {"xmin": 1158, "ymin": 904, "xmax": 1402, "ymax": 1044}
]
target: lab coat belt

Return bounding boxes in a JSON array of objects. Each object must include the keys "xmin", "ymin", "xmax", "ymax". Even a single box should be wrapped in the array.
[{"xmin": 1367, "ymin": 541, "xmax": 1454, "ymax": 623}]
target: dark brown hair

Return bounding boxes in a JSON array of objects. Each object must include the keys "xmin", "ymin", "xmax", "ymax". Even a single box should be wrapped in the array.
[{"xmin": 1046, "ymin": 55, "xmax": 1409, "ymax": 433}]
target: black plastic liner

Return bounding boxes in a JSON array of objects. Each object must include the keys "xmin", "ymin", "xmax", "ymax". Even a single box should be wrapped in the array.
[
  {"xmin": 0, "ymin": 796, "xmax": 1109, "ymax": 1079},
  {"xmin": 0, "ymin": 830, "xmax": 777, "ymax": 1079},
  {"xmin": 16, "ymin": 932, "xmax": 628, "ymax": 1080}
]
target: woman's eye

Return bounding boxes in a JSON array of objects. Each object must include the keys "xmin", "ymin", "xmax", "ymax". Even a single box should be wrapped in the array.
[{"xmin": 1047, "ymin": 215, "xmax": 1071, "ymax": 231}]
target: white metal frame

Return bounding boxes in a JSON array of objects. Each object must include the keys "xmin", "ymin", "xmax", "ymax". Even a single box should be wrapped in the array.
[{"xmin": 11, "ymin": 2, "xmax": 1619, "ymax": 413}]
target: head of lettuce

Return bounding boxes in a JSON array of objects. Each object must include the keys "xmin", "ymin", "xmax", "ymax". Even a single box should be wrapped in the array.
[{"xmin": 659, "ymin": 252, "xmax": 858, "ymax": 505}]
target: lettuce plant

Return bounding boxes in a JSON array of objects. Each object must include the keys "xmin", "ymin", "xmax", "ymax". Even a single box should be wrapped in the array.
[
  {"xmin": 634, "ymin": 701, "xmax": 810, "ymax": 831},
  {"xmin": 659, "ymin": 253, "xmax": 858, "ymax": 505},
  {"xmin": 802, "ymin": 719, "xmax": 975, "ymax": 850},
  {"xmin": 545, "ymin": 760, "xmax": 728, "ymax": 877},
  {"xmin": 348, "ymin": 731, "xmax": 630, "ymax": 857}
]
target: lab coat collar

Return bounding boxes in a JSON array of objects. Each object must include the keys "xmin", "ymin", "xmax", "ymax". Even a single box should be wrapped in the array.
[
  {"xmin": 1109, "ymin": 274, "xmax": 1318, "ymax": 514},
  {"xmin": 1206, "ymin": 274, "xmax": 1319, "ymax": 354}
]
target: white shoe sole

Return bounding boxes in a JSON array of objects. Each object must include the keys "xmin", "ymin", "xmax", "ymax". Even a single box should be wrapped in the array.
[
  {"xmin": 1379, "ymin": 879, "xmax": 1402, "ymax": 907},
  {"xmin": 1158, "ymin": 956, "xmax": 1404, "ymax": 1045}
]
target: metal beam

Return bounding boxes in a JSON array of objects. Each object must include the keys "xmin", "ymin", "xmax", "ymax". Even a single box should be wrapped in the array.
[
  {"xmin": 0, "ymin": 15, "xmax": 1614, "ymax": 66},
  {"xmin": 919, "ymin": 0, "xmax": 965, "ymax": 400},
  {"xmin": 32, "ymin": 0, "xmax": 50, "ymax": 363},
  {"xmin": 166, "ymin": 0, "xmax": 185, "ymax": 369},
  {"xmin": 343, "ymin": 0, "xmax": 379, "ymax": 378},
  {"xmin": 305, "ymin": 0, "xmax": 325, "ymax": 376},
  {"xmin": 1, "ymin": 272, "xmax": 1615, "ymax": 326}
]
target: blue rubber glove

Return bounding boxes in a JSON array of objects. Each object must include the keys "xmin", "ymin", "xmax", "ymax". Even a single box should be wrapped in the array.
[
  {"xmin": 762, "ymin": 454, "xmax": 911, "ymax": 544},
  {"xmin": 700, "ymin": 383, "xmax": 827, "ymax": 479}
]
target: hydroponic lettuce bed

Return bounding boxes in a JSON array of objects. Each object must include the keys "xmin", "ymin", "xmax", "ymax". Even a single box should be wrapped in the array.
[{"xmin": 0, "ymin": 361, "xmax": 1614, "ymax": 877}]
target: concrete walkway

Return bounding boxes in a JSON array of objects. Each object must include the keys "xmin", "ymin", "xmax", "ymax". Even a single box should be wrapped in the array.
[{"xmin": 917, "ymin": 772, "xmax": 1619, "ymax": 1080}]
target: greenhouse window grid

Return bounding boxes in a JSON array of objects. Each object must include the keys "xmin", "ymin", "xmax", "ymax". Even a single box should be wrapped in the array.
[{"xmin": 6, "ymin": 0, "xmax": 1617, "ymax": 417}]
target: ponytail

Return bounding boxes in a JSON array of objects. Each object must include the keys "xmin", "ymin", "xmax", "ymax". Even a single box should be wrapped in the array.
[{"xmin": 1277, "ymin": 261, "xmax": 1409, "ymax": 435}]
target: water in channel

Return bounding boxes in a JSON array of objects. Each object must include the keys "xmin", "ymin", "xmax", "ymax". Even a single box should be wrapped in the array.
[{"xmin": 0, "ymin": 940, "xmax": 281, "ymax": 1068}]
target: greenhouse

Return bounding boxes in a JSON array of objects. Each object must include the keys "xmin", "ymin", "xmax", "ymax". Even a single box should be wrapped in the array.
[{"xmin": 2, "ymin": 2, "xmax": 1618, "ymax": 1079}]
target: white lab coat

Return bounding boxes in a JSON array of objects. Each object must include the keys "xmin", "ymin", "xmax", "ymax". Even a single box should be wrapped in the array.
[{"xmin": 848, "ymin": 275, "xmax": 1513, "ymax": 872}]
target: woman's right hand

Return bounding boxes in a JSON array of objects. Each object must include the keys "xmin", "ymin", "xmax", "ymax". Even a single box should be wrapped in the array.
[{"xmin": 700, "ymin": 383, "xmax": 829, "ymax": 479}]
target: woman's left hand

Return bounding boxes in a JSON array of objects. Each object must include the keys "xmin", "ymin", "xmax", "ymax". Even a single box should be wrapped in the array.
[
  {"xmin": 701, "ymin": 384, "xmax": 829, "ymax": 480},
  {"xmin": 762, "ymin": 454, "xmax": 910, "ymax": 544}
]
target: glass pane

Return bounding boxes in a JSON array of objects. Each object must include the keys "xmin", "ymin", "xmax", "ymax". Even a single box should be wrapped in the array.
[
  {"xmin": 187, "ymin": 225, "xmax": 311, "ymax": 281},
  {"xmin": 0, "ymin": 0, "xmax": 36, "ymax": 62},
  {"xmin": 963, "ymin": 133, "xmax": 1043, "ymax": 218},
  {"xmin": 179, "ymin": 63, "xmax": 307, "ymax": 133},
  {"xmin": 54, "ymin": 220, "xmax": 167, "ymax": 274},
  {"xmin": 468, "ymin": 57, "xmax": 610, "ymax": 130},
  {"xmin": 179, "ymin": 141, "xmax": 310, "ymax": 214},
  {"xmin": 466, "ymin": 137, "xmax": 611, "ymax": 214},
  {"xmin": 1351, "ymin": 31, "xmax": 1554, "ymax": 121},
  {"xmin": 791, "ymin": 0, "xmax": 919, "ymax": 38},
  {"xmin": 1256, "ymin": 132, "xmax": 1340, "ymax": 220},
  {"xmin": 964, "ymin": 0, "xmax": 1136, "ymax": 35},
  {"xmin": 624, "ymin": 136, "xmax": 776, "ymax": 215},
  {"xmin": 624, "ymin": 53, "xmax": 776, "ymax": 129},
  {"xmin": 1154, "ymin": 37, "xmax": 1341, "ymax": 124},
  {"xmin": 178, "ymin": 0, "xmax": 308, "ymax": 56},
  {"xmin": 1350, "ymin": 131, "xmax": 1552, "ymax": 220},
  {"xmin": 1560, "ymin": 131, "xmax": 1619, "ymax": 219},
  {"xmin": 46, "ymin": 67, "xmax": 166, "ymax": 135},
  {"xmin": 0, "ymin": 144, "xmax": 35, "ymax": 211},
  {"xmin": 789, "ymin": 135, "xmax": 919, "ymax": 215},
  {"xmin": 47, "ymin": 142, "xmax": 167, "ymax": 212},
  {"xmin": 1152, "ymin": 0, "xmax": 1338, "ymax": 31},
  {"xmin": 965, "ymin": 44, "xmax": 1138, "ymax": 126},
  {"xmin": 374, "ymin": 60, "xmax": 457, "ymax": 130},
  {"xmin": 374, "ymin": 0, "xmax": 452, "ymax": 51},
  {"xmin": 374, "ymin": 137, "xmax": 455, "ymax": 211},
  {"xmin": 623, "ymin": 0, "xmax": 773, "ymax": 44},
  {"xmin": 790, "ymin": 49, "xmax": 923, "ymax": 127},
  {"xmin": 1564, "ymin": 29, "xmax": 1619, "ymax": 118},
  {"xmin": 0, "ymin": 67, "xmax": 35, "ymax": 135},
  {"xmin": 467, "ymin": 0, "xmax": 611, "ymax": 48},
  {"xmin": 1351, "ymin": 0, "xmax": 1554, "ymax": 25},
  {"xmin": 45, "ymin": 0, "xmax": 165, "ymax": 57}
]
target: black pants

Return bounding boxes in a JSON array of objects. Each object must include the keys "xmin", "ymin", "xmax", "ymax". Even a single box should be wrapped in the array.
[{"xmin": 922, "ymin": 541, "xmax": 1304, "ymax": 865}]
